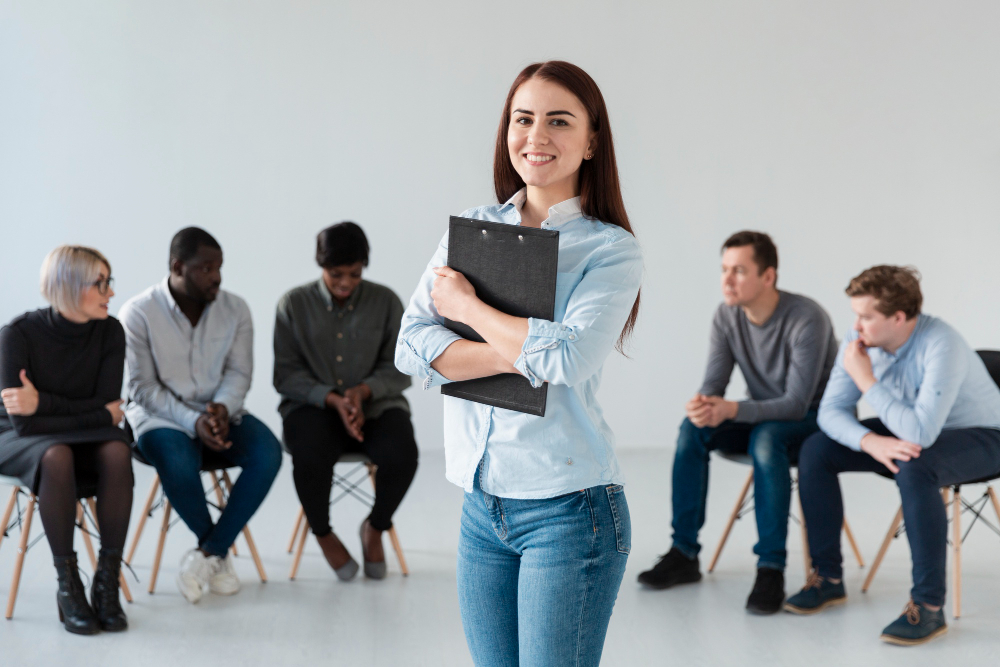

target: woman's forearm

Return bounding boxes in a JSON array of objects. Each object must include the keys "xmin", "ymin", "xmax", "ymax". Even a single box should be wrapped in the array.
[
  {"xmin": 431, "ymin": 339, "xmax": 517, "ymax": 382},
  {"xmin": 463, "ymin": 301, "xmax": 530, "ymax": 365}
]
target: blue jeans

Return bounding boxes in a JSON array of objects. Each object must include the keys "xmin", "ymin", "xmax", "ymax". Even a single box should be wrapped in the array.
[
  {"xmin": 671, "ymin": 412, "xmax": 819, "ymax": 570},
  {"xmin": 798, "ymin": 419, "xmax": 1000, "ymax": 607},
  {"xmin": 136, "ymin": 414, "xmax": 282, "ymax": 557},
  {"xmin": 457, "ymin": 471, "xmax": 630, "ymax": 667}
]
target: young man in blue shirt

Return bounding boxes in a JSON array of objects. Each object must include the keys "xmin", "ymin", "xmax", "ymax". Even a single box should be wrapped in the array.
[{"xmin": 786, "ymin": 265, "xmax": 1000, "ymax": 645}]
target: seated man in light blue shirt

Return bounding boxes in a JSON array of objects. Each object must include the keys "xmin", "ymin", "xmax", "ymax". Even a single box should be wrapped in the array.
[
  {"xmin": 786, "ymin": 265, "xmax": 1000, "ymax": 646},
  {"xmin": 120, "ymin": 227, "xmax": 282, "ymax": 605}
]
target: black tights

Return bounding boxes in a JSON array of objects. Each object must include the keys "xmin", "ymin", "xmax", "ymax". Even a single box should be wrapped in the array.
[
  {"xmin": 37, "ymin": 441, "xmax": 134, "ymax": 558},
  {"xmin": 284, "ymin": 407, "xmax": 418, "ymax": 534}
]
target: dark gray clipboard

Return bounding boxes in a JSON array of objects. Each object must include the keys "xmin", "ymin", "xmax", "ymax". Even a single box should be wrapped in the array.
[{"xmin": 440, "ymin": 216, "xmax": 559, "ymax": 416}]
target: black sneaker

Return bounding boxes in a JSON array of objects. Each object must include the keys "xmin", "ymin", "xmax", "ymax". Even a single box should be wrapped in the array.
[
  {"xmin": 746, "ymin": 568, "xmax": 785, "ymax": 615},
  {"xmin": 880, "ymin": 600, "xmax": 947, "ymax": 646},
  {"xmin": 637, "ymin": 548, "xmax": 702, "ymax": 590},
  {"xmin": 783, "ymin": 572, "xmax": 846, "ymax": 614}
]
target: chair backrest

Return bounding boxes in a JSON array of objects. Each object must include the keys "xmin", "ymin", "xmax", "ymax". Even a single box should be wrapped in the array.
[{"xmin": 976, "ymin": 350, "xmax": 1000, "ymax": 389}]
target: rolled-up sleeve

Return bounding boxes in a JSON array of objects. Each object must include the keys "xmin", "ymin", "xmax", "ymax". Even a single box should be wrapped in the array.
[
  {"xmin": 513, "ymin": 231, "xmax": 642, "ymax": 388},
  {"xmin": 395, "ymin": 231, "xmax": 462, "ymax": 389},
  {"xmin": 817, "ymin": 336, "xmax": 869, "ymax": 450}
]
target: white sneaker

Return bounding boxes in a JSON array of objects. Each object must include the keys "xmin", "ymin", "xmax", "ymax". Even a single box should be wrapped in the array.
[
  {"xmin": 177, "ymin": 549, "xmax": 210, "ymax": 604},
  {"xmin": 207, "ymin": 554, "xmax": 240, "ymax": 595}
]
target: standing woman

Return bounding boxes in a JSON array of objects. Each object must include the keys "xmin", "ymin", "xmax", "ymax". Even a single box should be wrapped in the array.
[
  {"xmin": 396, "ymin": 61, "xmax": 642, "ymax": 666},
  {"xmin": 0, "ymin": 246, "xmax": 133, "ymax": 635}
]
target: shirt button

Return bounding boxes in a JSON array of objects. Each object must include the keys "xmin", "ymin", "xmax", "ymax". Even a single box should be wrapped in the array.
[
  {"xmin": 336, "ymin": 355, "xmax": 343, "ymax": 362},
  {"xmin": 568, "ymin": 334, "xmax": 576, "ymax": 340},
  {"xmin": 337, "ymin": 333, "xmax": 343, "ymax": 339},
  {"xmin": 566, "ymin": 458, "xmax": 573, "ymax": 465},
  {"xmin": 336, "ymin": 379, "xmax": 343, "ymax": 386},
  {"xmin": 338, "ymin": 313, "xmax": 344, "ymax": 318},
  {"xmin": 348, "ymin": 305, "xmax": 353, "ymax": 311},
  {"xmin": 327, "ymin": 306, "xmax": 332, "ymax": 312}
]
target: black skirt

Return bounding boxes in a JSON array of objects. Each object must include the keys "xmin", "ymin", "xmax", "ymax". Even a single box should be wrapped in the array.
[{"xmin": 0, "ymin": 425, "xmax": 131, "ymax": 496}]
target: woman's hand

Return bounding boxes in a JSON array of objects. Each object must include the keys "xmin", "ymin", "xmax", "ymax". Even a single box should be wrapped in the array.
[
  {"xmin": 431, "ymin": 267, "xmax": 479, "ymax": 324},
  {"xmin": 105, "ymin": 399, "xmax": 125, "ymax": 426},
  {"xmin": 1, "ymin": 370, "xmax": 40, "ymax": 416},
  {"xmin": 326, "ymin": 391, "xmax": 364, "ymax": 442}
]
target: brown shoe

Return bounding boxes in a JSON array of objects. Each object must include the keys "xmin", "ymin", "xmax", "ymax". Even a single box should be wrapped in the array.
[
  {"xmin": 360, "ymin": 520, "xmax": 387, "ymax": 579},
  {"xmin": 315, "ymin": 532, "xmax": 358, "ymax": 581}
]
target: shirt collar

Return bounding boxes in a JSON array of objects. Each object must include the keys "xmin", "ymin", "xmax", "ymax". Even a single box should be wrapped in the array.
[
  {"xmin": 500, "ymin": 188, "xmax": 583, "ymax": 229},
  {"xmin": 157, "ymin": 276, "xmax": 183, "ymax": 315},
  {"xmin": 884, "ymin": 314, "xmax": 926, "ymax": 359}
]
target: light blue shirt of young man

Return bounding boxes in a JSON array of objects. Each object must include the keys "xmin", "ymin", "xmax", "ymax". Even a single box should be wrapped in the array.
[
  {"xmin": 395, "ymin": 190, "xmax": 643, "ymax": 499},
  {"xmin": 818, "ymin": 314, "xmax": 1000, "ymax": 447}
]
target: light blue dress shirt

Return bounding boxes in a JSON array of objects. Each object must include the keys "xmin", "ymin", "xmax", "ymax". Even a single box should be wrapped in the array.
[
  {"xmin": 818, "ymin": 314, "xmax": 1000, "ymax": 450},
  {"xmin": 395, "ymin": 190, "xmax": 643, "ymax": 498}
]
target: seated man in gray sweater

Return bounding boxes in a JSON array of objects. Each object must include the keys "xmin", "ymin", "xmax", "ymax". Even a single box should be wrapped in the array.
[{"xmin": 638, "ymin": 231, "xmax": 837, "ymax": 615}]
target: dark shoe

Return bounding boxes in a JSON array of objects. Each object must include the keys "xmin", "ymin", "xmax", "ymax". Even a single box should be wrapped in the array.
[
  {"xmin": 360, "ymin": 519, "xmax": 387, "ymax": 580},
  {"xmin": 54, "ymin": 553, "xmax": 100, "ymax": 635},
  {"xmin": 315, "ymin": 532, "xmax": 358, "ymax": 581},
  {"xmin": 637, "ymin": 548, "xmax": 702, "ymax": 590},
  {"xmin": 91, "ymin": 548, "xmax": 128, "ymax": 632},
  {"xmin": 784, "ymin": 572, "xmax": 846, "ymax": 614},
  {"xmin": 880, "ymin": 600, "xmax": 948, "ymax": 646},
  {"xmin": 746, "ymin": 568, "xmax": 785, "ymax": 615}
]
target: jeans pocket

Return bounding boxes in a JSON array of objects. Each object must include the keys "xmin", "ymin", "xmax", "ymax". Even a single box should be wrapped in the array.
[{"xmin": 605, "ymin": 484, "xmax": 631, "ymax": 555}]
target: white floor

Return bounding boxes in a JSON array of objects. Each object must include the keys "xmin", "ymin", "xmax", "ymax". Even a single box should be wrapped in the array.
[{"xmin": 2, "ymin": 448, "xmax": 999, "ymax": 666}]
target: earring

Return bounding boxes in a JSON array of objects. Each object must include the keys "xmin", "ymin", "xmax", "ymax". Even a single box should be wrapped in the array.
[{"xmin": 585, "ymin": 153, "xmax": 592, "ymax": 160}]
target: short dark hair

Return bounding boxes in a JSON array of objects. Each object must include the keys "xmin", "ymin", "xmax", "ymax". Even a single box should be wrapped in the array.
[
  {"xmin": 846, "ymin": 265, "xmax": 922, "ymax": 319},
  {"xmin": 170, "ymin": 227, "xmax": 221, "ymax": 264},
  {"xmin": 316, "ymin": 222, "xmax": 369, "ymax": 268},
  {"xmin": 721, "ymin": 230, "xmax": 778, "ymax": 275}
]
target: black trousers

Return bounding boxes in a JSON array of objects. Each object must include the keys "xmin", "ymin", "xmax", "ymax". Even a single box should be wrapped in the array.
[{"xmin": 283, "ymin": 406, "xmax": 418, "ymax": 534}]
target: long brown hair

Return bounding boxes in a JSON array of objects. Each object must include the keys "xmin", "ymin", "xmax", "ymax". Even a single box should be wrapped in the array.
[{"xmin": 493, "ymin": 61, "xmax": 640, "ymax": 353}]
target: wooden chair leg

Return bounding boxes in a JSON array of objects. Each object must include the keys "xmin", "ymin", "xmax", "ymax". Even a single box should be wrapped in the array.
[
  {"xmin": 707, "ymin": 469, "xmax": 753, "ymax": 573},
  {"xmin": 988, "ymin": 487, "xmax": 1000, "ymax": 524},
  {"xmin": 78, "ymin": 502, "xmax": 98, "ymax": 570},
  {"xmin": 952, "ymin": 486, "xmax": 962, "ymax": 619},
  {"xmin": 86, "ymin": 497, "xmax": 132, "ymax": 603},
  {"xmin": 220, "ymin": 470, "xmax": 266, "ymax": 582},
  {"xmin": 798, "ymin": 492, "xmax": 811, "ymax": 578},
  {"xmin": 148, "ymin": 500, "xmax": 171, "ymax": 594},
  {"xmin": 126, "ymin": 476, "xmax": 160, "ymax": 565},
  {"xmin": 0, "ymin": 486, "xmax": 18, "ymax": 554},
  {"xmin": 289, "ymin": 518, "xmax": 310, "ymax": 580},
  {"xmin": 6, "ymin": 493, "xmax": 36, "ymax": 619},
  {"xmin": 387, "ymin": 526, "xmax": 409, "ymax": 576},
  {"xmin": 862, "ymin": 506, "xmax": 903, "ymax": 593},
  {"xmin": 287, "ymin": 506, "xmax": 305, "ymax": 554},
  {"xmin": 842, "ymin": 518, "xmax": 864, "ymax": 568}
]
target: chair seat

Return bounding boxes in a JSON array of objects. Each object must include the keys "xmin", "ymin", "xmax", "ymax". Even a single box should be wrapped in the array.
[
  {"xmin": 130, "ymin": 444, "xmax": 238, "ymax": 471},
  {"xmin": 713, "ymin": 450, "xmax": 800, "ymax": 468}
]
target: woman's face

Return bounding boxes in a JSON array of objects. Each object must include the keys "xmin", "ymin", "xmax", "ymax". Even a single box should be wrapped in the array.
[
  {"xmin": 75, "ymin": 263, "xmax": 114, "ymax": 322},
  {"xmin": 507, "ymin": 77, "xmax": 595, "ymax": 196},
  {"xmin": 322, "ymin": 262, "xmax": 364, "ymax": 303}
]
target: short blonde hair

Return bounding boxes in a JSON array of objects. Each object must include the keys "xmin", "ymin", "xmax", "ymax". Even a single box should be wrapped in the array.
[{"xmin": 40, "ymin": 245, "xmax": 111, "ymax": 314}]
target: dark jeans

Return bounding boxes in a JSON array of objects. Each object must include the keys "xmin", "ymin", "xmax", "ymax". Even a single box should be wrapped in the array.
[
  {"xmin": 671, "ymin": 412, "xmax": 819, "ymax": 570},
  {"xmin": 798, "ymin": 419, "xmax": 1000, "ymax": 607},
  {"xmin": 135, "ymin": 414, "xmax": 282, "ymax": 557},
  {"xmin": 282, "ymin": 406, "xmax": 418, "ymax": 534}
]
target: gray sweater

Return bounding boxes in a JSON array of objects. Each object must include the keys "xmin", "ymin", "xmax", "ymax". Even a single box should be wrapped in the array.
[{"xmin": 700, "ymin": 291, "xmax": 837, "ymax": 423}]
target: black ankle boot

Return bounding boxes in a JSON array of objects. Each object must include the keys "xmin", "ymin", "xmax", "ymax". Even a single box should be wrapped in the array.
[
  {"xmin": 54, "ymin": 553, "xmax": 100, "ymax": 635},
  {"xmin": 91, "ymin": 548, "xmax": 128, "ymax": 632}
]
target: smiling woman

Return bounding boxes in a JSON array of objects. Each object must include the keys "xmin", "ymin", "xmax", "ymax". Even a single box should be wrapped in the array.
[
  {"xmin": 0, "ymin": 244, "xmax": 133, "ymax": 636},
  {"xmin": 396, "ymin": 61, "xmax": 643, "ymax": 667}
]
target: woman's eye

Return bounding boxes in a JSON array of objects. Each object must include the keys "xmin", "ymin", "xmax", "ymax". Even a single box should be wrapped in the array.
[
  {"xmin": 514, "ymin": 116, "xmax": 531, "ymax": 125},
  {"xmin": 550, "ymin": 119, "xmax": 568, "ymax": 127}
]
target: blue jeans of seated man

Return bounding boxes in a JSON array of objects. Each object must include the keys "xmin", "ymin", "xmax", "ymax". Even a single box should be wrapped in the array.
[
  {"xmin": 671, "ymin": 411, "xmax": 819, "ymax": 571},
  {"xmin": 798, "ymin": 418, "xmax": 1000, "ymax": 607},
  {"xmin": 457, "ymin": 471, "xmax": 630, "ymax": 667},
  {"xmin": 136, "ymin": 414, "xmax": 282, "ymax": 558}
]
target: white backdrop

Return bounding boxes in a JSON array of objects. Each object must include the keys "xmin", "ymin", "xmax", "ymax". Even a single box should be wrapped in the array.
[{"xmin": 2, "ymin": 1, "xmax": 998, "ymax": 451}]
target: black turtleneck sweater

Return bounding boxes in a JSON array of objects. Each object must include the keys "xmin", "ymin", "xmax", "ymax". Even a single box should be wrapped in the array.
[{"xmin": 0, "ymin": 308, "xmax": 125, "ymax": 437}]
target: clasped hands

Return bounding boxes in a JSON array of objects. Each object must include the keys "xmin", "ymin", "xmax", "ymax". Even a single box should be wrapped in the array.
[
  {"xmin": 326, "ymin": 384, "xmax": 371, "ymax": 442},
  {"xmin": 2, "ymin": 368, "xmax": 124, "ymax": 425},
  {"xmin": 686, "ymin": 393, "xmax": 738, "ymax": 428},
  {"xmin": 196, "ymin": 402, "xmax": 231, "ymax": 451}
]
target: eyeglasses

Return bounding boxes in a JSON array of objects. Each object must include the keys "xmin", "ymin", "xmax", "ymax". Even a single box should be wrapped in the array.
[{"xmin": 92, "ymin": 276, "xmax": 115, "ymax": 295}]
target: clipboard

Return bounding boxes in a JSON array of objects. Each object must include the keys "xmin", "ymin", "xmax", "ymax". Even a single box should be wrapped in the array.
[{"xmin": 440, "ymin": 216, "xmax": 559, "ymax": 416}]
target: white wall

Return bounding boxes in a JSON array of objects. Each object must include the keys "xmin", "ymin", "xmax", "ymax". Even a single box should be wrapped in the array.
[{"xmin": 2, "ymin": 1, "xmax": 998, "ymax": 450}]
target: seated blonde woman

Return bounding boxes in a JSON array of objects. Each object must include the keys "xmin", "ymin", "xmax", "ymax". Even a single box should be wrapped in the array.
[{"xmin": 0, "ymin": 246, "xmax": 133, "ymax": 635}]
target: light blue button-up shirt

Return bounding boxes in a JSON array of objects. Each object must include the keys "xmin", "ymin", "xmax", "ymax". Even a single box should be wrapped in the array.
[
  {"xmin": 395, "ymin": 190, "xmax": 643, "ymax": 498},
  {"xmin": 818, "ymin": 314, "xmax": 1000, "ymax": 450}
]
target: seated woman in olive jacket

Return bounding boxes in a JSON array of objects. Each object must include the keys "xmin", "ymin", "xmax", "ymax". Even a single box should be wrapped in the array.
[
  {"xmin": 0, "ymin": 246, "xmax": 132, "ymax": 635},
  {"xmin": 273, "ymin": 222, "xmax": 418, "ymax": 580}
]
